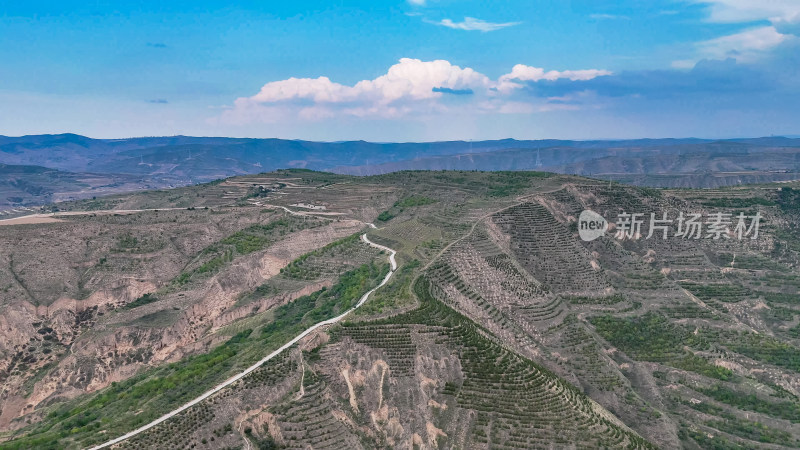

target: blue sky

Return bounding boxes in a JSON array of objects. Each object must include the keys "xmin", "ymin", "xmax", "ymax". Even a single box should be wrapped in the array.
[{"xmin": 1, "ymin": 0, "xmax": 798, "ymax": 140}]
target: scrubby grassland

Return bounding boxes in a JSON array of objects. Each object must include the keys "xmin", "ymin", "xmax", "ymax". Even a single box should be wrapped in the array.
[
  {"xmin": 3, "ymin": 170, "xmax": 800, "ymax": 449},
  {"xmin": 591, "ymin": 313, "xmax": 734, "ymax": 380},
  {"xmin": 172, "ymin": 215, "xmax": 325, "ymax": 287},
  {"xmin": 376, "ymin": 195, "xmax": 437, "ymax": 222}
]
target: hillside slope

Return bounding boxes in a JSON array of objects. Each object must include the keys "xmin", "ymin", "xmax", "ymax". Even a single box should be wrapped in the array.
[{"xmin": 2, "ymin": 170, "xmax": 800, "ymax": 449}]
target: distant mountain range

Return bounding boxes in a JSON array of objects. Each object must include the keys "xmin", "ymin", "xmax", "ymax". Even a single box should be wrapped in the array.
[
  {"xmin": 0, "ymin": 163, "xmax": 175, "ymax": 212},
  {"xmin": 2, "ymin": 133, "xmax": 800, "ymax": 209},
  {"xmin": 334, "ymin": 139, "xmax": 800, "ymax": 187},
  {"xmin": 0, "ymin": 133, "xmax": 568, "ymax": 181}
]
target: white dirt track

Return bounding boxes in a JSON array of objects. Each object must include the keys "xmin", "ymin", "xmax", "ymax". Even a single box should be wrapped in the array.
[{"xmin": 88, "ymin": 228, "xmax": 396, "ymax": 450}]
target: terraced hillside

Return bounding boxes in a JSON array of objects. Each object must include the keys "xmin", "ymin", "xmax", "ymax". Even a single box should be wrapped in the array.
[{"xmin": 2, "ymin": 170, "xmax": 800, "ymax": 449}]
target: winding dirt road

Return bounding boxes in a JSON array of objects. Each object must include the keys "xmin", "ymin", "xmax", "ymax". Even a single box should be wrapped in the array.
[{"xmin": 88, "ymin": 228, "xmax": 396, "ymax": 450}]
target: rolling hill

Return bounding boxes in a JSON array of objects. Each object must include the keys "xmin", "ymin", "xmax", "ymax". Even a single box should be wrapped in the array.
[{"xmin": 1, "ymin": 170, "xmax": 800, "ymax": 448}]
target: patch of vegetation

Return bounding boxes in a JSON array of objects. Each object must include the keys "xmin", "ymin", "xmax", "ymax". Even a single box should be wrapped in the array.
[
  {"xmin": 757, "ymin": 291, "xmax": 800, "ymax": 305},
  {"xmin": 377, "ymin": 195, "xmax": 437, "ymax": 222},
  {"xmin": 116, "ymin": 234, "xmax": 139, "ymax": 249},
  {"xmin": 682, "ymin": 398, "xmax": 732, "ymax": 418},
  {"xmin": 660, "ymin": 303, "xmax": 720, "ymax": 320},
  {"xmin": 274, "ymin": 168, "xmax": 349, "ymax": 186},
  {"xmin": 695, "ymin": 384, "xmax": 800, "ymax": 422},
  {"xmin": 777, "ymin": 187, "xmax": 800, "ymax": 214},
  {"xmin": 173, "ymin": 217, "xmax": 321, "ymax": 285},
  {"xmin": 124, "ymin": 293, "xmax": 158, "ymax": 309},
  {"xmin": 485, "ymin": 171, "xmax": 551, "ymax": 197},
  {"xmin": 266, "ymin": 261, "xmax": 388, "ymax": 336},
  {"xmin": 773, "ymin": 229, "xmax": 800, "ymax": 253},
  {"xmin": 219, "ymin": 219, "xmax": 296, "ymax": 254},
  {"xmin": 235, "ymin": 283, "xmax": 277, "ymax": 307},
  {"xmin": 716, "ymin": 331, "xmax": 800, "ymax": 372},
  {"xmin": 759, "ymin": 272, "xmax": 800, "ymax": 289},
  {"xmin": 355, "ymin": 259, "xmax": 420, "ymax": 316},
  {"xmin": 112, "ymin": 233, "xmax": 164, "ymax": 253},
  {"xmin": 221, "ymin": 233, "xmax": 270, "ymax": 254},
  {"xmin": 638, "ymin": 186, "xmax": 663, "ymax": 198},
  {"xmin": 700, "ymin": 197, "xmax": 777, "ymax": 208},
  {"xmin": 680, "ymin": 282, "xmax": 752, "ymax": 303},
  {"xmin": 245, "ymin": 425, "xmax": 281, "ymax": 450},
  {"xmin": 242, "ymin": 183, "xmax": 282, "ymax": 200},
  {"xmin": 761, "ymin": 303, "xmax": 796, "ymax": 323},
  {"xmin": 376, "ymin": 210, "xmax": 395, "ymax": 222},
  {"xmin": 707, "ymin": 417, "xmax": 795, "ymax": 445},
  {"xmin": 394, "ymin": 195, "xmax": 437, "ymax": 208},
  {"xmin": 565, "ymin": 294, "xmax": 624, "ymax": 305},
  {"xmin": 130, "ymin": 309, "xmax": 180, "ymax": 328},
  {"xmin": 591, "ymin": 313, "xmax": 732, "ymax": 380},
  {"xmin": 680, "ymin": 426, "xmax": 745, "ymax": 450},
  {"xmin": 194, "ymin": 250, "xmax": 232, "ymax": 275},
  {"xmin": 279, "ymin": 232, "xmax": 368, "ymax": 280}
]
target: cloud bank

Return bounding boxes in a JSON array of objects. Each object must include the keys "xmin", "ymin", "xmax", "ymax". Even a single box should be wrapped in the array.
[
  {"xmin": 694, "ymin": 0, "xmax": 800, "ymax": 25},
  {"xmin": 676, "ymin": 1, "xmax": 800, "ymax": 66},
  {"xmin": 214, "ymin": 50, "xmax": 800, "ymax": 141},
  {"xmin": 219, "ymin": 58, "xmax": 611, "ymax": 124}
]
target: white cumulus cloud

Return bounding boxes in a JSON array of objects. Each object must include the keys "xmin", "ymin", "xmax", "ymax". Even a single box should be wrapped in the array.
[
  {"xmin": 675, "ymin": 1, "xmax": 799, "ymax": 67},
  {"xmin": 675, "ymin": 25, "xmax": 796, "ymax": 67},
  {"xmin": 219, "ymin": 58, "xmax": 611, "ymax": 124},
  {"xmin": 496, "ymin": 64, "xmax": 612, "ymax": 92},
  {"xmin": 698, "ymin": 26, "xmax": 792, "ymax": 61},
  {"xmin": 501, "ymin": 64, "xmax": 612, "ymax": 82},
  {"xmin": 249, "ymin": 58, "xmax": 489, "ymax": 106}
]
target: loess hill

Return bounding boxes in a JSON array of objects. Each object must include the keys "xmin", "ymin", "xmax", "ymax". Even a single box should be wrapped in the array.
[{"xmin": 1, "ymin": 169, "xmax": 800, "ymax": 449}]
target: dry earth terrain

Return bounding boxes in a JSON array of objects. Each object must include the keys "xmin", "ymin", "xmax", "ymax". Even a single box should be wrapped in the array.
[{"xmin": 1, "ymin": 170, "xmax": 800, "ymax": 449}]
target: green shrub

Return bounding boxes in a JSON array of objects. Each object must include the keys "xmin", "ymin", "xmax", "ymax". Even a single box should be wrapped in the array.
[{"xmin": 125, "ymin": 293, "xmax": 158, "ymax": 309}]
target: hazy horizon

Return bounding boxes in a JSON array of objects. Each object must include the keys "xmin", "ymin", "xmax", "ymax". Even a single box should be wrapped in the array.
[{"xmin": 3, "ymin": 132, "xmax": 800, "ymax": 143}]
